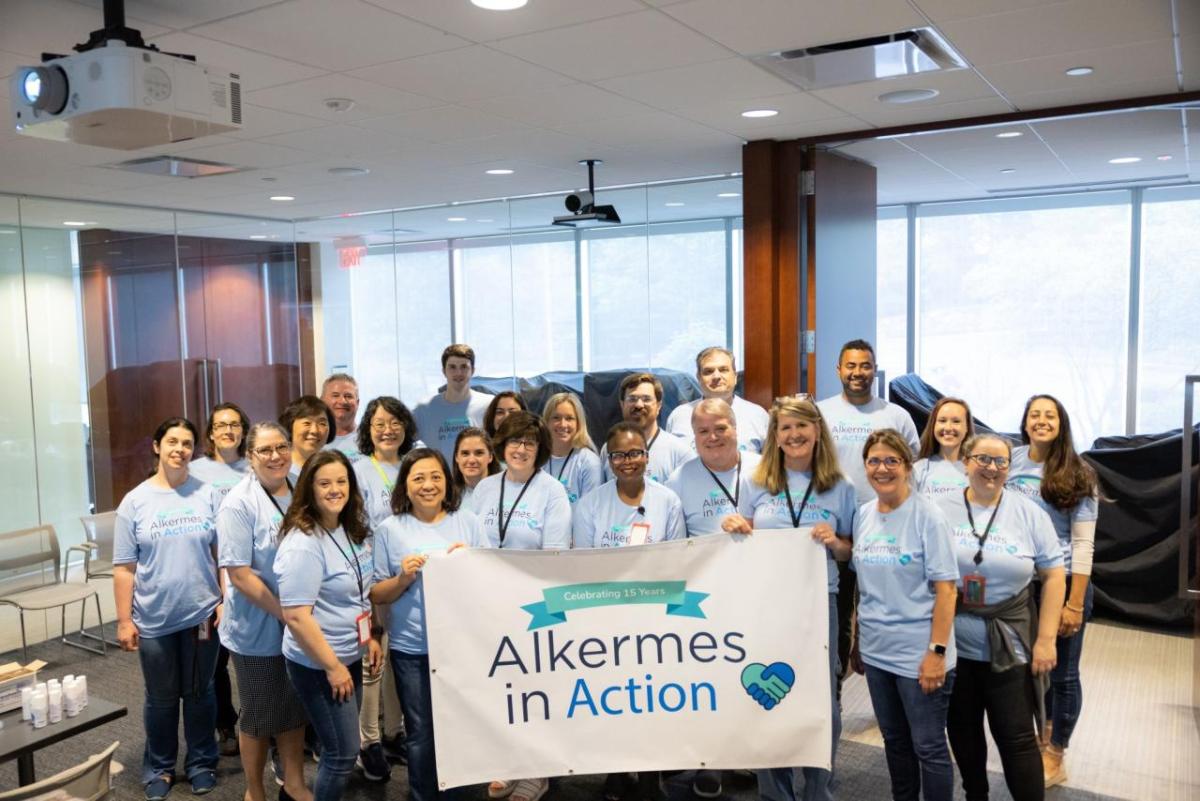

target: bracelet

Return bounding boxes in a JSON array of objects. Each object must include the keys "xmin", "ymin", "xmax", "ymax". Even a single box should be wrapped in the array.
[{"xmin": 1064, "ymin": 602, "xmax": 1083, "ymax": 613}]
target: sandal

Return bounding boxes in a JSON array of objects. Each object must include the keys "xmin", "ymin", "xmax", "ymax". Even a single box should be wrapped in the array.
[
  {"xmin": 489, "ymin": 780, "xmax": 515, "ymax": 799},
  {"xmin": 510, "ymin": 777, "xmax": 549, "ymax": 801}
]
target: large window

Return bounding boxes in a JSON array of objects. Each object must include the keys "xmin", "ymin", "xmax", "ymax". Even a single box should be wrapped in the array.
[{"xmin": 876, "ymin": 206, "xmax": 908, "ymax": 383}]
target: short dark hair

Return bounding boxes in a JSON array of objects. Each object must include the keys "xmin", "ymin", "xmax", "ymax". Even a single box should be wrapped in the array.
[
  {"xmin": 450, "ymin": 427, "xmax": 499, "ymax": 489},
  {"xmin": 392, "ymin": 447, "xmax": 462, "ymax": 517},
  {"xmin": 492, "ymin": 411, "xmax": 552, "ymax": 471},
  {"xmin": 695, "ymin": 346, "xmax": 735, "ymax": 373},
  {"xmin": 154, "ymin": 416, "xmax": 199, "ymax": 475},
  {"xmin": 839, "ymin": 339, "xmax": 876, "ymax": 362},
  {"xmin": 278, "ymin": 396, "xmax": 335, "ymax": 446},
  {"xmin": 356, "ymin": 396, "xmax": 417, "ymax": 457},
  {"xmin": 441, "ymin": 344, "xmax": 476, "ymax": 369},
  {"xmin": 484, "ymin": 391, "xmax": 528, "ymax": 438},
  {"xmin": 606, "ymin": 421, "xmax": 648, "ymax": 450},
  {"xmin": 279, "ymin": 449, "xmax": 370, "ymax": 545},
  {"xmin": 203, "ymin": 402, "xmax": 251, "ymax": 459},
  {"xmin": 619, "ymin": 372, "xmax": 663, "ymax": 402}
]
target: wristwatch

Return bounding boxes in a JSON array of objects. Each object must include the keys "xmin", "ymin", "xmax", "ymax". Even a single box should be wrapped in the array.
[{"xmin": 927, "ymin": 642, "xmax": 947, "ymax": 656}]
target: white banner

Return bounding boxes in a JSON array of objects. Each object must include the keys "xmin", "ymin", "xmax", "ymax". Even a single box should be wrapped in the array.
[{"xmin": 423, "ymin": 531, "xmax": 832, "ymax": 788}]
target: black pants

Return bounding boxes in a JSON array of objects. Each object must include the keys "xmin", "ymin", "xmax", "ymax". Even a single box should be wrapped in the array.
[
  {"xmin": 835, "ymin": 562, "xmax": 856, "ymax": 683},
  {"xmin": 947, "ymin": 657, "xmax": 1043, "ymax": 801},
  {"xmin": 214, "ymin": 642, "xmax": 239, "ymax": 731}
]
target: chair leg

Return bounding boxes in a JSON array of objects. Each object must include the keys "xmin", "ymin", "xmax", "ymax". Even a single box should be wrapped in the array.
[
  {"xmin": 20, "ymin": 609, "xmax": 28, "ymax": 664},
  {"xmin": 78, "ymin": 578, "xmax": 119, "ymax": 647},
  {"xmin": 61, "ymin": 597, "xmax": 105, "ymax": 657}
]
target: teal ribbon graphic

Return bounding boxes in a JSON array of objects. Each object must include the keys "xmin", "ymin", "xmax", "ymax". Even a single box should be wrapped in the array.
[{"xmin": 521, "ymin": 581, "xmax": 709, "ymax": 629}]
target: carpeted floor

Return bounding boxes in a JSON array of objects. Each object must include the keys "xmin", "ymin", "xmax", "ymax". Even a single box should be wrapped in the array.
[{"xmin": 0, "ymin": 627, "xmax": 1125, "ymax": 800}]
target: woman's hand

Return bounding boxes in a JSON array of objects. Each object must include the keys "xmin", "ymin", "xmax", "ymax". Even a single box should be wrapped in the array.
[
  {"xmin": 366, "ymin": 636, "xmax": 384, "ymax": 675},
  {"xmin": 326, "ymin": 662, "xmax": 355, "ymax": 703},
  {"xmin": 447, "ymin": 542, "xmax": 468, "ymax": 554},
  {"xmin": 1031, "ymin": 638, "xmax": 1057, "ymax": 675},
  {"xmin": 810, "ymin": 523, "xmax": 837, "ymax": 549},
  {"xmin": 1058, "ymin": 604, "xmax": 1083, "ymax": 637},
  {"xmin": 848, "ymin": 638, "xmax": 864, "ymax": 676},
  {"xmin": 402, "ymin": 554, "xmax": 428, "ymax": 576},
  {"xmin": 213, "ymin": 602, "xmax": 224, "ymax": 629},
  {"xmin": 117, "ymin": 619, "xmax": 139, "ymax": 651},
  {"xmin": 917, "ymin": 652, "xmax": 947, "ymax": 695},
  {"xmin": 721, "ymin": 514, "xmax": 753, "ymax": 535}
]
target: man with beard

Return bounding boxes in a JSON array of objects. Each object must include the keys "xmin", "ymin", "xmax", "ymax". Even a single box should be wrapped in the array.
[
  {"xmin": 665, "ymin": 346, "xmax": 769, "ymax": 453},
  {"xmin": 600, "ymin": 373, "xmax": 693, "ymax": 484}
]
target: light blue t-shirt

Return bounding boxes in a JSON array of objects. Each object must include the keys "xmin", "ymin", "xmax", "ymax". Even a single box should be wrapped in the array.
[
  {"xmin": 411, "ymin": 390, "xmax": 492, "ymax": 462},
  {"xmin": 374, "ymin": 511, "xmax": 492, "ymax": 655},
  {"xmin": 600, "ymin": 428, "xmax": 694, "ymax": 484},
  {"xmin": 469, "ymin": 470, "xmax": 572, "ymax": 551},
  {"xmin": 817, "ymin": 394, "xmax": 920, "ymax": 505},
  {"xmin": 217, "ymin": 474, "xmax": 291, "ymax": 657},
  {"xmin": 913, "ymin": 455, "xmax": 968, "ymax": 498},
  {"xmin": 113, "ymin": 476, "xmax": 220, "ymax": 638},
  {"xmin": 665, "ymin": 395, "xmax": 771, "ymax": 454},
  {"xmin": 543, "ymin": 448, "xmax": 603, "ymax": 505},
  {"xmin": 741, "ymin": 468, "xmax": 856, "ymax": 594},
  {"xmin": 275, "ymin": 525, "xmax": 374, "ymax": 669},
  {"xmin": 852, "ymin": 492, "xmax": 960, "ymax": 679},
  {"xmin": 328, "ymin": 432, "xmax": 363, "ymax": 463},
  {"xmin": 572, "ymin": 480, "xmax": 686, "ymax": 548},
  {"xmin": 190, "ymin": 456, "xmax": 248, "ymax": 506},
  {"xmin": 936, "ymin": 491, "xmax": 1063, "ymax": 662},
  {"xmin": 1005, "ymin": 445, "xmax": 1099, "ymax": 574},
  {"xmin": 666, "ymin": 452, "xmax": 761, "ymax": 537},
  {"xmin": 354, "ymin": 456, "xmax": 400, "ymax": 528}
]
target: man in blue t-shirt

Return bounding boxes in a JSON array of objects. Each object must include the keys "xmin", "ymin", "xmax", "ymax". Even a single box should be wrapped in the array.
[
  {"xmin": 412, "ymin": 344, "xmax": 493, "ymax": 463},
  {"xmin": 322, "ymin": 373, "xmax": 362, "ymax": 462}
]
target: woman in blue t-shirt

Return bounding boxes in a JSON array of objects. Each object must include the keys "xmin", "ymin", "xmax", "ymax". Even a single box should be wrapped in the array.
[
  {"xmin": 851, "ymin": 428, "xmax": 959, "ymax": 801},
  {"xmin": 541, "ymin": 391, "xmax": 603, "ymax": 505},
  {"xmin": 937, "ymin": 433, "xmax": 1066, "ymax": 801},
  {"xmin": 279, "ymin": 395, "xmax": 336, "ymax": 482},
  {"xmin": 451, "ymin": 426, "xmax": 499, "ymax": 502},
  {"xmin": 913, "ymin": 397, "xmax": 974, "ymax": 498},
  {"xmin": 113, "ymin": 417, "xmax": 222, "ymax": 800},
  {"xmin": 217, "ymin": 421, "xmax": 311, "ymax": 801},
  {"xmin": 1006, "ymin": 395, "xmax": 1099, "ymax": 787},
  {"xmin": 275, "ymin": 450, "xmax": 381, "ymax": 801},
  {"xmin": 371, "ymin": 447, "xmax": 492, "ymax": 801}
]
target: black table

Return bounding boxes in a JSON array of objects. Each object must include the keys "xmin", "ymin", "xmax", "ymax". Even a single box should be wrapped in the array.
[{"xmin": 0, "ymin": 696, "xmax": 126, "ymax": 785}]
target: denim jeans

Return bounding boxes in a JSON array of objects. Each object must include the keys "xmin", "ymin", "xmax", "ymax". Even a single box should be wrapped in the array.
[
  {"xmin": 286, "ymin": 659, "xmax": 363, "ymax": 801},
  {"xmin": 758, "ymin": 593, "xmax": 841, "ymax": 801},
  {"xmin": 1047, "ymin": 578, "xmax": 1093, "ymax": 749},
  {"xmin": 864, "ymin": 664, "xmax": 955, "ymax": 801},
  {"xmin": 392, "ymin": 651, "xmax": 461, "ymax": 801},
  {"xmin": 947, "ymin": 658, "xmax": 1043, "ymax": 801},
  {"xmin": 137, "ymin": 626, "xmax": 220, "ymax": 784}
]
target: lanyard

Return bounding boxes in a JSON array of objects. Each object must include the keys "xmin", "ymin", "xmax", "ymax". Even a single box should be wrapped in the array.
[
  {"xmin": 703, "ymin": 457, "xmax": 741, "ymax": 510},
  {"xmin": 497, "ymin": 470, "xmax": 535, "ymax": 547},
  {"xmin": 646, "ymin": 430, "xmax": 660, "ymax": 453},
  {"xmin": 963, "ymin": 488, "xmax": 1003, "ymax": 566},
  {"xmin": 260, "ymin": 477, "xmax": 292, "ymax": 518},
  {"xmin": 555, "ymin": 448, "xmax": 575, "ymax": 480},
  {"xmin": 370, "ymin": 456, "xmax": 395, "ymax": 494},
  {"xmin": 783, "ymin": 478, "xmax": 816, "ymax": 529},
  {"xmin": 322, "ymin": 526, "xmax": 365, "ymax": 607}
]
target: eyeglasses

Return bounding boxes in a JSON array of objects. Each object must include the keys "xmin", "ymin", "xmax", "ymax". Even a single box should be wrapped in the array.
[
  {"xmin": 608, "ymin": 449, "xmax": 647, "ymax": 463},
  {"xmin": 967, "ymin": 454, "xmax": 1010, "ymax": 469},
  {"xmin": 506, "ymin": 438, "xmax": 539, "ymax": 452},
  {"xmin": 371, "ymin": 421, "xmax": 405, "ymax": 432},
  {"xmin": 866, "ymin": 456, "xmax": 903, "ymax": 468},
  {"xmin": 212, "ymin": 422, "xmax": 243, "ymax": 432},
  {"xmin": 252, "ymin": 444, "xmax": 291, "ymax": 459},
  {"xmin": 623, "ymin": 395, "xmax": 656, "ymax": 406}
]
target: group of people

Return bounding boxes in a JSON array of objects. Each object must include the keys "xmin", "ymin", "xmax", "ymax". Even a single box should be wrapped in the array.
[{"xmin": 111, "ymin": 340, "xmax": 1099, "ymax": 801}]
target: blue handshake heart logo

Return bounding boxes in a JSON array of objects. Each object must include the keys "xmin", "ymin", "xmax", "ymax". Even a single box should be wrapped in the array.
[{"xmin": 741, "ymin": 661, "xmax": 795, "ymax": 710}]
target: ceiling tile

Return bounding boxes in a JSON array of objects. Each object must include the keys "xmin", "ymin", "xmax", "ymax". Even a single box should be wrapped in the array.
[
  {"xmin": 595, "ymin": 58, "xmax": 798, "ymax": 112},
  {"xmin": 550, "ymin": 110, "xmax": 740, "ymax": 150},
  {"xmin": 256, "ymin": 124, "xmax": 406, "ymax": 158},
  {"xmin": 811, "ymin": 68, "xmax": 1006, "ymax": 116},
  {"xmin": 939, "ymin": 0, "xmax": 1174, "ymax": 67},
  {"xmin": 660, "ymin": 0, "xmax": 924, "ymax": 54},
  {"xmin": 363, "ymin": 0, "xmax": 643, "ymax": 43},
  {"xmin": 463, "ymin": 83, "xmax": 653, "ymax": 127},
  {"xmin": 348, "ymin": 45, "xmax": 573, "ymax": 104},
  {"xmin": 1009, "ymin": 75, "xmax": 1179, "ymax": 110},
  {"xmin": 170, "ymin": 138, "xmax": 312, "ymax": 169},
  {"xmin": 189, "ymin": 0, "xmax": 468, "ymax": 71},
  {"xmin": 70, "ymin": 0, "xmax": 284, "ymax": 29},
  {"xmin": 355, "ymin": 105, "xmax": 534, "ymax": 143},
  {"xmin": 911, "ymin": 0, "xmax": 1066, "ymax": 24},
  {"xmin": 492, "ymin": 10, "xmax": 730, "ymax": 81},
  {"xmin": 245, "ymin": 74, "xmax": 441, "ymax": 122},
  {"xmin": 850, "ymin": 96, "xmax": 1015, "ymax": 127},
  {"xmin": 669, "ymin": 90, "xmax": 848, "ymax": 136},
  {"xmin": 145, "ymin": 31, "xmax": 326, "ymax": 90}
]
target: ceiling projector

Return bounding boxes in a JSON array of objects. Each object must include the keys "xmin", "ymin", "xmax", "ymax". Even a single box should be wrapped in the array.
[
  {"xmin": 553, "ymin": 159, "xmax": 621, "ymax": 228},
  {"xmin": 9, "ymin": 1, "xmax": 242, "ymax": 150}
]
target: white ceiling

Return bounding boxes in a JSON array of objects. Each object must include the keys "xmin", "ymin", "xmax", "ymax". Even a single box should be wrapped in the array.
[{"xmin": 0, "ymin": 0, "xmax": 1196, "ymax": 223}]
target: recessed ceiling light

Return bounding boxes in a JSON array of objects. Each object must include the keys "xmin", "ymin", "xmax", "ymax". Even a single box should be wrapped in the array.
[
  {"xmin": 485, "ymin": 168, "xmax": 514, "ymax": 175},
  {"xmin": 878, "ymin": 88, "xmax": 939, "ymax": 104},
  {"xmin": 1065, "ymin": 66, "xmax": 1094, "ymax": 76},
  {"xmin": 328, "ymin": 166, "xmax": 369, "ymax": 176},
  {"xmin": 447, "ymin": 216, "xmax": 467, "ymax": 222},
  {"xmin": 62, "ymin": 221, "xmax": 94, "ymax": 226},
  {"xmin": 249, "ymin": 235, "xmax": 268, "ymax": 240},
  {"xmin": 1108, "ymin": 157, "xmax": 1141, "ymax": 164},
  {"xmin": 269, "ymin": 195, "xmax": 295, "ymax": 201},
  {"xmin": 471, "ymin": 0, "xmax": 527, "ymax": 9},
  {"xmin": 664, "ymin": 202, "xmax": 685, "ymax": 207},
  {"xmin": 741, "ymin": 109, "xmax": 779, "ymax": 118},
  {"xmin": 717, "ymin": 192, "xmax": 740, "ymax": 198},
  {"xmin": 1156, "ymin": 154, "xmax": 1173, "ymax": 161},
  {"xmin": 995, "ymin": 131, "xmax": 1023, "ymax": 138},
  {"xmin": 999, "ymin": 168, "xmax": 1016, "ymax": 174}
]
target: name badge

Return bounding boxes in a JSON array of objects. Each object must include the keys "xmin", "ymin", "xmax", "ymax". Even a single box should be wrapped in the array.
[
  {"xmin": 629, "ymin": 522, "xmax": 651, "ymax": 546},
  {"xmin": 356, "ymin": 612, "xmax": 371, "ymax": 646},
  {"xmin": 962, "ymin": 574, "xmax": 987, "ymax": 606}
]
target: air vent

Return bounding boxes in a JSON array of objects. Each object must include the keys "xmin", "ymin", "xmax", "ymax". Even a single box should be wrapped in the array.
[
  {"xmin": 106, "ymin": 155, "xmax": 244, "ymax": 178},
  {"xmin": 750, "ymin": 27, "xmax": 966, "ymax": 90},
  {"xmin": 229, "ymin": 80, "xmax": 242, "ymax": 125}
]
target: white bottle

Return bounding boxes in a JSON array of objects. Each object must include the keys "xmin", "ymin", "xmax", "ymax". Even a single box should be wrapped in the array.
[
  {"xmin": 30, "ymin": 689, "xmax": 48, "ymax": 729},
  {"xmin": 48, "ymin": 684, "xmax": 63, "ymax": 723},
  {"xmin": 21, "ymin": 687, "xmax": 33, "ymax": 720},
  {"xmin": 63, "ymin": 678, "xmax": 80, "ymax": 717},
  {"xmin": 78, "ymin": 675, "xmax": 88, "ymax": 707}
]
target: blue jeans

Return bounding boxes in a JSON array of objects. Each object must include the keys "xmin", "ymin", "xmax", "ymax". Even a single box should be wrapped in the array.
[
  {"xmin": 1047, "ymin": 578, "xmax": 1093, "ymax": 749},
  {"xmin": 391, "ymin": 651, "xmax": 461, "ymax": 801},
  {"xmin": 286, "ymin": 659, "xmax": 363, "ymax": 801},
  {"xmin": 864, "ymin": 664, "xmax": 955, "ymax": 801},
  {"xmin": 137, "ymin": 626, "xmax": 220, "ymax": 784},
  {"xmin": 758, "ymin": 593, "xmax": 840, "ymax": 801}
]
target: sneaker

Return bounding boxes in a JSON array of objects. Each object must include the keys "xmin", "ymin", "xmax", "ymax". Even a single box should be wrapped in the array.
[
  {"xmin": 692, "ymin": 770, "xmax": 722, "ymax": 798},
  {"xmin": 145, "ymin": 777, "xmax": 173, "ymax": 801},
  {"xmin": 381, "ymin": 732, "xmax": 407, "ymax": 764},
  {"xmin": 270, "ymin": 747, "xmax": 284, "ymax": 787},
  {"xmin": 357, "ymin": 742, "xmax": 391, "ymax": 782},
  {"xmin": 1043, "ymin": 748, "xmax": 1067, "ymax": 788},
  {"xmin": 218, "ymin": 728, "xmax": 239, "ymax": 757},
  {"xmin": 190, "ymin": 770, "xmax": 217, "ymax": 796}
]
